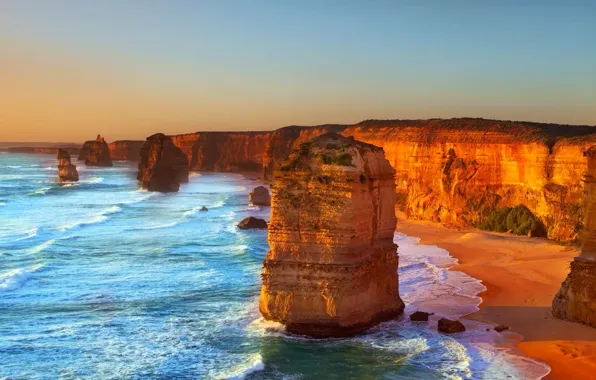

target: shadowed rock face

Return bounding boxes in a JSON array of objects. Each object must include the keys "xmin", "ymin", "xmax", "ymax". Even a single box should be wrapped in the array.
[
  {"xmin": 137, "ymin": 133, "xmax": 189, "ymax": 192},
  {"xmin": 108, "ymin": 140, "xmax": 144, "ymax": 161},
  {"xmin": 56, "ymin": 149, "xmax": 79, "ymax": 182},
  {"xmin": 259, "ymin": 133, "xmax": 405, "ymax": 337},
  {"xmin": 553, "ymin": 146, "xmax": 596, "ymax": 328},
  {"xmin": 78, "ymin": 135, "xmax": 113, "ymax": 167},
  {"xmin": 249, "ymin": 186, "xmax": 271, "ymax": 206}
]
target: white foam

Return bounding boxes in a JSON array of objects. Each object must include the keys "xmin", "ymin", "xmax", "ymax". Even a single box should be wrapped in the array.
[
  {"xmin": 31, "ymin": 187, "xmax": 52, "ymax": 195},
  {"xmin": 0, "ymin": 265, "xmax": 42, "ymax": 292},
  {"xmin": 223, "ymin": 353, "xmax": 265, "ymax": 379},
  {"xmin": 83, "ymin": 176, "xmax": 104, "ymax": 184},
  {"xmin": 183, "ymin": 201, "xmax": 226, "ymax": 217},
  {"xmin": 57, "ymin": 206, "xmax": 121, "ymax": 231},
  {"xmin": 15, "ymin": 228, "xmax": 38, "ymax": 241}
]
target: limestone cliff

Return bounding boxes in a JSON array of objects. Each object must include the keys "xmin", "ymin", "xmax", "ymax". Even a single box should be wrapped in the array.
[
  {"xmin": 56, "ymin": 149, "xmax": 79, "ymax": 182},
  {"xmin": 164, "ymin": 118, "xmax": 595, "ymax": 241},
  {"xmin": 552, "ymin": 147, "xmax": 596, "ymax": 327},
  {"xmin": 137, "ymin": 133, "xmax": 189, "ymax": 192},
  {"xmin": 259, "ymin": 133, "xmax": 404, "ymax": 337},
  {"xmin": 109, "ymin": 140, "xmax": 144, "ymax": 161},
  {"xmin": 78, "ymin": 135, "xmax": 113, "ymax": 167},
  {"xmin": 7, "ymin": 146, "xmax": 79, "ymax": 155}
]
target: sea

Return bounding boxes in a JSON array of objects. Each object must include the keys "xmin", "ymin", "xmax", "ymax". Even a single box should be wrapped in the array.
[{"xmin": 0, "ymin": 153, "xmax": 551, "ymax": 379}]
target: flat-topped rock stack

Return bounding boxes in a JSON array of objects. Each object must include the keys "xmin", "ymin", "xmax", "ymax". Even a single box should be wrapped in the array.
[
  {"xmin": 259, "ymin": 133, "xmax": 404, "ymax": 337},
  {"xmin": 78, "ymin": 135, "xmax": 113, "ymax": 167},
  {"xmin": 56, "ymin": 149, "xmax": 79, "ymax": 182},
  {"xmin": 137, "ymin": 133, "xmax": 189, "ymax": 192},
  {"xmin": 553, "ymin": 146, "xmax": 596, "ymax": 327}
]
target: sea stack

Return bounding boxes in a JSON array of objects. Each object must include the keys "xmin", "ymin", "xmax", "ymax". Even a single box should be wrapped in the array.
[
  {"xmin": 249, "ymin": 186, "xmax": 271, "ymax": 206},
  {"xmin": 137, "ymin": 133, "xmax": 189, "ymax": 192},
  {"xmin": 56, "ymin": 149, "xmax": 79, "ymax": 182},
  {"xmin": 78, "ymin": 135, "xmax": 113, "ymax": 167},
  {"xmin": 259, "ymin": 133, "xmax": 404, "ymax": 337},
  {"xmin": 552, "ymin": 146, "xmax": 596, "ymax": 327}
]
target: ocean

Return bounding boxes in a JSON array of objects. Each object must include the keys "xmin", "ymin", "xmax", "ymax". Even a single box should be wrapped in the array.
[{"xmin": 0, "ymin": 153, "xmax": 550, "ymax": 379}]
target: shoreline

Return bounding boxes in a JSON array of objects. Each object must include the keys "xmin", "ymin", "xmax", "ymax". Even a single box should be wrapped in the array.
[{"xmin": 396, "ymin": 213, "xmax": 596, "ymax": 380}]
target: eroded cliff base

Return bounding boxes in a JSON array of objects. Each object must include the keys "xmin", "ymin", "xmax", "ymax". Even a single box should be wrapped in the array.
[{"xmin": 552, "ymin": 260, "xmax": 596, "ymax": 328}]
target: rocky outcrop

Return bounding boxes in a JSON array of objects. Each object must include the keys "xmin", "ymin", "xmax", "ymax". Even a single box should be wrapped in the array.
[
  {"xmin": 249, "ymin": 186, "xmax": 271, "ymax": 206},
  {"xmin": 78, "ymin": 135, "xmax": 113, "ymax": 167},
  {"xmin": 259, "ymin": 133, "xmax": 404, "ymax": 337},
  {"xmin": 137, "ymin": 133, "xmax": 189, "ymax": 192},
  {"xmin": 438, "ymin": 318, "xmax": 466, "ymax": 333},
  {"xmin": 552, "ymin": 146, "xmax": 596, "ymax": 327},
  {"xmin": 410, "ymin": 311, "xmax": 431, "ymax": 322},
  {"xmin": 165, "ymin": 118, "xmax": 596, "ymax": 241},
  {"xmin": 237, "ymin": 217, "xmax": 268, "ymax": 230},
  {"xmin": 108, "ymin": 140, "xmax": 144, "ymax": 161},
  {"xmin": 56, "ymin": 149, "xmax": 79, "ymax": 182}
]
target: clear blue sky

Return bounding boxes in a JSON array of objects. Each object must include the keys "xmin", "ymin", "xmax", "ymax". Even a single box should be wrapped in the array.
[{"xmin": 1, "ymin": 1, "xmax": 595, "ymax": 141}]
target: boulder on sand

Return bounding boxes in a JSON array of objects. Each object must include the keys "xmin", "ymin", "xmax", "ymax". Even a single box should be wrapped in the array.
[{"xmin": 438, "ymin": 318, "xmax": 466, "ymax": 333}]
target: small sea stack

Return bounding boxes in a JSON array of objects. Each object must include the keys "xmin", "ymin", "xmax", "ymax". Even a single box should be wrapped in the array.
[
  {"xmin": 553, "ymin": 146, "xmax": 596, "ymax": 328},
  {"xmin": 78, "ymin": 135, "xmax": 113, "ymax": 167},
  {"xmin": 249, "ymin": 186, "xmax": 271, "ymax": 206},
  {"xmin": 237, "ymin": 216, "xmax": 268, "ymax": 229},
  {"xmin": 56, "ymin": 149, "xmax": 79, "ymax": 182},
  {"xmin": 137, "ymin": 133, "xmax": 189, "ymax": 192},
  {"xmin": 259, "ymin": 133, "xmax": 405, "ymax": 337}
]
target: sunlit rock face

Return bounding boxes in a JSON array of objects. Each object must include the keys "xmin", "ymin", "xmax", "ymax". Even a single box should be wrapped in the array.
[
  {"xmin": 553, "ymin": 146, "xmax": 596, "ymax": 327},
  {"xmin": 78, "ymin": 135, "xmax": 113, "ymax": 167},
  {"xmin": 167, "ymin": 119, "xmax": 596, "ymax": 241},
  {"xmin": 259, "ymin": 133, "xmax": 405, "ymax": 337},
  {"xmin": 109, "ymin": 140, "xmax": 144, "ymax": 161},
  {"xmin": 137, "ymin": 133, "xmax": 189, "ymax": 193},
  {"xmin": 249, "ymin": 186, "xmax": 271, "ymax": 206},
  {"xmin": 56, "ymin": 149, "xmax": 79, "ymax": 182}
]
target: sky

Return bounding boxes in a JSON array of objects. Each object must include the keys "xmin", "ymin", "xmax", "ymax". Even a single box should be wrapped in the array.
[{"xmin": 1, "ymin": 1, "xmax": 595, "ymax": 142}]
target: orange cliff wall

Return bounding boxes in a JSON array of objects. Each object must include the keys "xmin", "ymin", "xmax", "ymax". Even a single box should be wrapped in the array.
[{"xmin": 112, "ymin": 118, "xmax": 596, "ymax": 241}]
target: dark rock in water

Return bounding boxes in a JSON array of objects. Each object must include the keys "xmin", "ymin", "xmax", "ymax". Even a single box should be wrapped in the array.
[
  {"xmin": 409, "ymin": 311, "xmax": 431, "ymax": 322},
  {"xmin": 249, "ymin": 186, "xmax": 271, "ymax": 206},
  {"xmin": 200, "ymin": 206, "xmax": 208, "ymax": 212},
  {"xmin": 78, "ymin": 135, "xmax": 113, "ymax": 167},
  {"xmin": 438, "ymin": 318, "xmax": 465, "ymax": 333},
  {"xmin": 494, "ymin": 325, "xmax": 509, "ymax": 332},
  {"xmin": 237, "ymin": 216, "xmax": 268, "ymax": 230},
  {"xmin": 137, "ymin": 133, "xmax": 189, "ymax": 193},
  {"xmin": 56, "ymin": 149, "xmax": 79, "ymax": 182}
]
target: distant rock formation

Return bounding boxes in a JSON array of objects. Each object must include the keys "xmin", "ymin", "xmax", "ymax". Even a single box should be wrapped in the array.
[
  {"xmin": 108, "ymin": 140, "xmax": 144, "ymax": 161},
  {"xmin": 237, "ymin": 216, "xmax": 268, "ymax": 229},
  {"xmin": 200, "ymin": 206, "xmax": 208, "ymax": 212},
  {"xmin": 259, "ymin": 133, "xmax": 404, "ymax": 337},
  {"xmin": 7, "ymin": 146, "xmax": 79, "ymax": 155},
  {"xmin": 438, "ymin": 318, "xmax": 466, "ymax": 333},
  {"xmin": 552, "ymin": 146, "xmax": 596, "ymax": 328},
  {"xmin": 78, "ymin": 135, "xmax": 113, "ymax": 167},
  {"xmin": 137, "ymin": 133, "xmax": 189, "ymax": 192},
  {"xmin": 56, "ymin": 149, "xmax": 79, "ymax": 182},
  {"xmin": 249, "ymin": 186, "xmax": 271, "ymax": 206}
]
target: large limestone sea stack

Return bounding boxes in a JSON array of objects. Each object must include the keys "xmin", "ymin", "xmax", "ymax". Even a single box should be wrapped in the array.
[
  {"xmin": 259, "ymin": 133, "xmax": 404, "ymax": 337},
  {"xmin": 137, "ymin": 133, "xmax": 189, "ymax": 192},
  {"xmin": 56, "ymin": 149, "xmax": 79, "ymax": 182},
  {"xmin": 78, "ymin": 135, "xmax": 113, "ymax": 167},
  {"xmin": 552, "ymin": 146, "xmax": 596, "ymax": 327}
]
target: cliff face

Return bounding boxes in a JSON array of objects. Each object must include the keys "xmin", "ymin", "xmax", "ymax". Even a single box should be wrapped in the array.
[
  {"xmin": 167, "ymin": 118, "xmax": 595, "ymax": 241},
  {"xmin": 7, "ymin": 146, "xmax": 79, "ymax": 155},
  {"xmin": 552, "ymin": 147, "xmax": 596, "ymax": 327},
  {"xmin": 259, "ymin": 133, "xmax": 404, "ymax": 337},
  {"xmin": 108, "ymin": 140, "xmax": 144, "ymax": 161},
  {"xmin": 137, "ymin": 133, "xmax": 189, "ymax": 192},
  {"xmin": 78, "ymin": 135, "xmax": 113, "ymax": 167},
  {"xmin": 56, "ymin": 149, "xmax": 79, "ymax": 182}
]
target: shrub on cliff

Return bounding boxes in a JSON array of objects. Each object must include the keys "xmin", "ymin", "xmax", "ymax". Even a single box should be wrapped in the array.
[{"xmin": 479, "ymin": 205, "xmax": 546, "ymax": 237}]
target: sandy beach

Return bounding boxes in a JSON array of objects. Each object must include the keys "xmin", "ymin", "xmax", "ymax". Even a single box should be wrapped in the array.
[{"xmin": 396, "ymin": 213, "xmax": 596, "ymax": 380}]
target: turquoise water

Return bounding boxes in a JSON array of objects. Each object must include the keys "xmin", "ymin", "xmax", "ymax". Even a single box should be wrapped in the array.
[{"xmin": 0, "ymin": 153, "xmax": 549, "ymax": 379}]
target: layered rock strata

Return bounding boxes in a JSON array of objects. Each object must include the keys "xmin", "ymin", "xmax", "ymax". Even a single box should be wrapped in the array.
[
  {"xmin": 56, "ymin": 149, "xmax": 79, "ymax": 182},
  {"xmin": 249, "ymin": 186, "xmax": 271, "ymax": 206},
  {"xmin": 78, "ymin": 135, "xmax": 113, "ymax": 167},
  {"xmin": 552, "ymin": 146, "xmax": 596, "ymax": 327},
  {"xmin": 137, "ymin": 133, "xmax": 189, "ymax": 192},
  {"xmin": 156, "ymin": 118, "xmax": 596, "ymax": 241},
  {"xmin": 108, "ymin": 140, "xmax": 144, "ymax": 161},
  {"xmin": 259, "ymin": 133, "xmax": 405, "ymax": 337}
]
